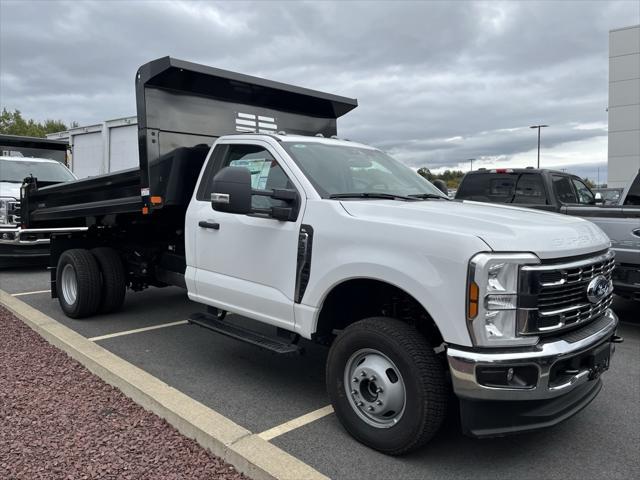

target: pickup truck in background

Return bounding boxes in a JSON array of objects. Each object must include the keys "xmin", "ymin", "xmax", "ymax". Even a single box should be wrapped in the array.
[
  {"xmin": 593, "ymin": 187, "xmax": 624, "ymax": 206},
  {"xmin": 20, "ymin": 58, "xmax": 622, "ymax": 454},
  {"xmin": 455, "ymin": 168, "xmax": 640, "ymax": 300},
  {"xmin": 0, "ymin": 138, "xmax": 81, "ymax": 267}
]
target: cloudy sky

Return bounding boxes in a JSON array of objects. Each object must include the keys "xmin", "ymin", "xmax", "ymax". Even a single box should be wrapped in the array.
[{"xmin": 1, "ymin": 0, "xmax": 639, "ymax": 182}]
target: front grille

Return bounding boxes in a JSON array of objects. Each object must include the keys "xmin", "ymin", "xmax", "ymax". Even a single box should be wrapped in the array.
[
  {"xmin": 7, "ymin": 200, "xmax": 20, "ymax": 225},
  {"xmin": 518, "ymin": 250, "xmax": 615, "ymax": 335}
]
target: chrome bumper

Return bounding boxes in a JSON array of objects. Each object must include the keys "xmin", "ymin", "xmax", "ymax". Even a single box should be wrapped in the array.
[
  {"xmin": 0, "ymin": 227, "xmax": 88, "ymax": 245},
  {"xmin": 447, "ymin": 309, "xmax": 618, "ymax": 401}
]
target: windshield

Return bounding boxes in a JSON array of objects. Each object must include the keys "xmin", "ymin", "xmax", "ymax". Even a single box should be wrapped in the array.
[
  {"xmin": 282, "ymin": 142, "xmax": 445, "ymax": 199},
  {"xmin": 1, "ymin": 159, "xmax": 75, "ymax": 183}
]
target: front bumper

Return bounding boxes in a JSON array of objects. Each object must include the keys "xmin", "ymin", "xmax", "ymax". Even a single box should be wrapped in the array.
[
  {"xmin": 0, "ymin": 227, "xmax": 50, "ymax": 245},
  {"xmin": 447, "ymin": 309, "xmax": 619, "ymax": 436},
  {"xmin": 0, "ymin": 227, "xmax": 87, "ymax": 246},
  {"xmin": 0, "ymin": 227, "xmax": 87, "ymax": 267}
]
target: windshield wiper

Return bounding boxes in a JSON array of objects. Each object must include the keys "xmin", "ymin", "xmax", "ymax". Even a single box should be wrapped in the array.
[
  {"xmin": 407, "ymin": 193, "xmax": 448, "ymax": 200},
  {"xmin": 328, "ymin": 192, "xmax": 419, "ymax": 201}
]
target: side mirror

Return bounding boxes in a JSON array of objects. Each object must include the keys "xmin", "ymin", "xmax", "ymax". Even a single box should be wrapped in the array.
[
  {"xmin": 211, "ymin": 166, "xmax": 252, "ymax": 214},
  {"xmin": 432, "ymin": 179, "xmax": 448, "ymax": 196},
  {"xmin": 594, "ymin": 192, "xmax": 603, "ymax": 205}
]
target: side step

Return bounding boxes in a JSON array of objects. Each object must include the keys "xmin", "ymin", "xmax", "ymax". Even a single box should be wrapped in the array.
[{"xmin": 188, "ymin": 312, "xmax": 302, "ymax": 355}]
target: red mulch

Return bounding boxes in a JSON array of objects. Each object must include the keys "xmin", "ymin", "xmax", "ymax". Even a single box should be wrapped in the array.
[{"xmin": 0, "ymin": 305, "xmax": 247, "ymax": 480}]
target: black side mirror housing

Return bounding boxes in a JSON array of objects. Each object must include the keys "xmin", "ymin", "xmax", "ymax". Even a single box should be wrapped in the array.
[
  {"xmin": 211, "ymin": 166, "xmax": 252, "ymax": 214},
  {"xmin": 432, "ymin": 179, "xmax": 448, "ymax": 196},
  {"xmin": 210, "ymin": 166, "xmax": 299, "ymax": 221}
]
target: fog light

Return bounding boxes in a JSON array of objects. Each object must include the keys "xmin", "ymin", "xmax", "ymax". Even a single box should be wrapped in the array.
[{"xmin": 477, "ymin": 366, "xmax": 538, "ymax": 389}]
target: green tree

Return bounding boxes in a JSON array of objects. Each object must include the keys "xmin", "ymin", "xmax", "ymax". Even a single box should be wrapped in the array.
[
  {"xmin": 583, "ymin": 178, "xmax": 596, "ymax": 189},
  {"xmin": 417, "ymin": 167, "xmax": 433, "ymax": 181},
  {"xmin": 418, "ymin": 167, "xmax": 466, "ymax": 189},
  {"xmin": 0, "ymin": 108, "xmax": 71, "ymax": 137}
]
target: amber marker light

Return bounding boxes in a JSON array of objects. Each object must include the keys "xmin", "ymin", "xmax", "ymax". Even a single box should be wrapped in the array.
[{"xmin": 468, "ymin": 281, "xmax": 479, "ymax": 319}]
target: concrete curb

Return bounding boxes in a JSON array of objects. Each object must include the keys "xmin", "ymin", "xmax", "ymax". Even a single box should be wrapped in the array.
[{"xmin": 0, "ymin": 290, "xmax": 329, "ymax": 480}]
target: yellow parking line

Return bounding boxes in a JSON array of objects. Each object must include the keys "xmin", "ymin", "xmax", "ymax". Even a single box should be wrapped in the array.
[
  {"xmin": 88, "ymin": 320, "xmax": 189, "ymax": 342},
  {"xmin": 258, "ymin": 405, "xmax": 334, "ymax": 441},
  {"xmin": 11, "ymin": 290, "xmax": 51, "ymax": 297}
]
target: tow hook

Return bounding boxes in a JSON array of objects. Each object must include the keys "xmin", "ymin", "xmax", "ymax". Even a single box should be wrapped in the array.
[{"xmin": 611, "ymin": 335, "xmax": 624, "ymax": 344}]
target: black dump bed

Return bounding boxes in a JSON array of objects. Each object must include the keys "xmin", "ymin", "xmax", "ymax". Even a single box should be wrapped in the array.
[{"xmin": 22, "ymin": 56, "xmax": 357, "ymax": 228}]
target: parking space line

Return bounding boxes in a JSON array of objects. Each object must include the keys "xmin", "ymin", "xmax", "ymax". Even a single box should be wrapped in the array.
[
  {"xmin": 88, "ymin": 320, "xmax": 189, "ymax": 342},
  {"xmin": 1, "ymin": 289, "xmax": 328, "ymax": 480},
  {"xmin": 11, "ymin": 290, "xmax": 51, "ymax": 297},
  {"xmin": 258, "ymin": 405, "xmax": 334, "ymax": 441}
]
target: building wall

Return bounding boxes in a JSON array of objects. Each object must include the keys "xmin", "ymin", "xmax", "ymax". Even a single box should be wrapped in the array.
[
  {"xmin": 608, "ymin": 25, "xmax": 640, "ymax": 189},
  {"xmin": 47, "ymin": 117, "xmax": 138, "ymax": 178}
]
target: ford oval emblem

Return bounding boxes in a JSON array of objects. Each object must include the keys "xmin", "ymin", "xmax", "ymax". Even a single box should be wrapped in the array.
[{"xmin": 586, "ymin": 275, "xmax": 610, "ymax": 304}]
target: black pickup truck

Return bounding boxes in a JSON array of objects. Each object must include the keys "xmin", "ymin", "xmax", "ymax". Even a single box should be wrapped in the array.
[{"xmin": 455, "ymin": 168, "xmax": 640, "ymax": 299}]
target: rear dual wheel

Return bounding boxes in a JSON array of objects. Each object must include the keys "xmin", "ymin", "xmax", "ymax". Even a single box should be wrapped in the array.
[{"xmin": 56, "ymin": 247, "xmax": 126, "ymax": 318}]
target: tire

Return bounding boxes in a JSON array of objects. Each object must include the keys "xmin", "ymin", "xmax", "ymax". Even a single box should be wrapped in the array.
[
  {"xmin": 91, "ymin": 247, "xmax": 126, "ymax": 314},
  {"xmin": 326, "ymin": 317, "xmax": 447, "ymax": 455},
  {"xmin": 56, "ymin": 249, "xmax": 102, "ymax": 319}
]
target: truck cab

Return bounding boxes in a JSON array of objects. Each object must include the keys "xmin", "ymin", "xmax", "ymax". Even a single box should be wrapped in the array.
[
  {"xmin": 20, "ymin": 57, "xmax": 622, "ymax": 455},
  {"xmin": 454, "ymin": 167, "xmax": 598, "ymax": 213}
]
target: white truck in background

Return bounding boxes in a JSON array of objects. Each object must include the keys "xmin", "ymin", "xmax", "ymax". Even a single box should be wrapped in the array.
[{"xmin": 22, "ymin": 58, "xmax": 623, "ymax": 454}]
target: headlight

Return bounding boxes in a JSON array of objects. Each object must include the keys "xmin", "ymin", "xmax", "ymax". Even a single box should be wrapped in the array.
[
  {"xmin": 467, "ymin": 252, "xmax": 540, "ymax": 347},
  {"xmin": 0, "ymin": 198, "xmax": 11, "ymax": 225}
]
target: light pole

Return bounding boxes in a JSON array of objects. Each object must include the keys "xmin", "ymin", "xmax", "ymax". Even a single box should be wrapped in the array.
[
  {"xmin": 530, "ymin": 125, "xmax": 548, "ymax": 168},
  {"xmin": 467, "ymin": 158, "xmax": 475, "ymax": 171}
]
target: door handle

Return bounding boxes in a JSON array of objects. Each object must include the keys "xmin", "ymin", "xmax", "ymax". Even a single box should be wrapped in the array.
[
  {"xmin": 199, "ymin": 220, "xmax": 220, "ymax": 230},
  {"xmin": 633, "ymin": 228, "xmax": 640, "ymax": 238}
]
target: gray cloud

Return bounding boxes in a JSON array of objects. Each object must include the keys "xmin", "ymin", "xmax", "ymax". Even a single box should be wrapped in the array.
[{"xmin": 1, "ymin": 0, "xmax": 638, "ymax": 175}]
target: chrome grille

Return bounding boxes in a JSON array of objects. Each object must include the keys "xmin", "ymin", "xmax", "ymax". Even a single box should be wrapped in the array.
[
  {"xmin": 8, "ymin": 200, "xmax": 20, "ymax": 225},
  {"xmin": 518, "ymin": 251, "xmax": 615, "ymax": 335}
]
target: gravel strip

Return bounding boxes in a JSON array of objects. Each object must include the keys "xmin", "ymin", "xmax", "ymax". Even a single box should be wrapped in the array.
[{"xmin": 0, "ymin": 306, "xmax": 248, "ymax": 480}]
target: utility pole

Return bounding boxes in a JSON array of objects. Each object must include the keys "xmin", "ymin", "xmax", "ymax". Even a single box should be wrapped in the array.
[
  {"xmin": 530, "ymin": 125, "xmax": 548, "ymax": 168},
  {"xmin": 467, "ymin": 158, "xmax": 475, "ymax": 171},
  {"xmin": 597, "ymin": 167, "xmax": 600, "ymax": 187}
]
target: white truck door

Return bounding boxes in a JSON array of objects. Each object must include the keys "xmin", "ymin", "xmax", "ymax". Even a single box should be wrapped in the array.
[{"xmin": 187, "ymin": 141, "xmax": 303, "ymax": 330}]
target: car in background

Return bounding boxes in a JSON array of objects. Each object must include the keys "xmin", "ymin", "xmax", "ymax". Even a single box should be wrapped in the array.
[
  {"xmin": 594, "ymin": 187, "xmax": 624, "ymax": 206},
  {"xmin": 0, "ymin": 156, "xmax": 78, "ymax": 267},
  {"xmin": 455, "ymin": 168, "xmax": 640, "ymax": 300},
  {"xmin": 454, "ymin": 168, "xmax": 599, "ymax": 212}
]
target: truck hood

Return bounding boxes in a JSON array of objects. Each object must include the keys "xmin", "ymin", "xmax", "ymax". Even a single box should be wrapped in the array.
[
  {"xmin": 339, "ymin": 199, "xmax": 610, "ymax": 259},
  {"xmin": 0, "ymin": 182, "xmax": 20, "ymax": 199}
]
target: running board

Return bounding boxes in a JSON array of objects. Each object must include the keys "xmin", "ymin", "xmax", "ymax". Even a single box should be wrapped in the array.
[{"xmin": 188, "ymin": 312, "xmax": 302, "ymax": 355}]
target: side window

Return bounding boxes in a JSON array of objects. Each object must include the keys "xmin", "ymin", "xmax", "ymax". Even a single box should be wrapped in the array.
[
  {"xmin": 624, "ymin": 174, "xmax": 640, "ymax": 206},
  {"xmin": 552, "ymin": 175, "xmax": 578, "ymax": 204},
  {"xmin": 571, "ymin": 178, "xmax": 595, "ymax": 205},
  {"xmin": 197, "ymin": 144, "xmax": 296, "ymax": 209}
]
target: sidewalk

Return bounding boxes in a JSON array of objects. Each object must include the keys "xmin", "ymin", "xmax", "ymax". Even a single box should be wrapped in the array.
[{"xmin": 0, "ymin": 306, "xmax": 247, "ymax": 480}]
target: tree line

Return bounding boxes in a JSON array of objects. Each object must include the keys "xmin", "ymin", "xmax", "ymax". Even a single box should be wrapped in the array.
[
  {"xmin": 0, "ymin": 108, "xmax": 75, "ymax": 138},
  {"xmin": 417, "ymin": 167, "xmax": 466, "ymax": 189}
]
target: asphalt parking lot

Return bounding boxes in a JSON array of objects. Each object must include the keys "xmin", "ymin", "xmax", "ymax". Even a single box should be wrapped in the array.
[{"xmin": 1, "ymin": 267, "xmax": 639, "ymax": 480}]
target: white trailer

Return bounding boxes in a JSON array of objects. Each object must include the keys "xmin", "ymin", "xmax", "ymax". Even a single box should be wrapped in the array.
[{"xmin": 47, "ymin": 116, "xmax": 138, "ymax": 178}]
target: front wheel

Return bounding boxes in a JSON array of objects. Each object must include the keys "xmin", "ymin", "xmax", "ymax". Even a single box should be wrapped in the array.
[{"xmin": 326, "ymin": 317, "xmax": 447, "ymax": 455}]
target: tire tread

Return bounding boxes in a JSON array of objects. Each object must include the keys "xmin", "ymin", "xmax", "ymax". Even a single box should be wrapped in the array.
[{"xmin": 91, "ymin": 247, "xmax": 126, "ymax": 313}]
